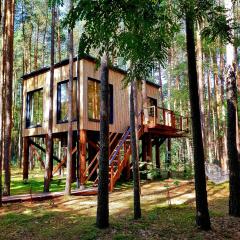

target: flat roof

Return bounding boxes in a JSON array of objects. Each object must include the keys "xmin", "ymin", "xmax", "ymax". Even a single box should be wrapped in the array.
[{"xmin": 21, "ymin": 55, "xmax": 160, "ymax": 89}]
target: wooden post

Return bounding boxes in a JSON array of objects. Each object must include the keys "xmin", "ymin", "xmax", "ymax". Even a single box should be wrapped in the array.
[
  {"xmin": 147, "ymin": 133, "xmax": 152, "ymax": 162},
  {"xmin": 110, "ymin": 165, "xmax": 114, "ymax": 192},
  {"xmin": 167, "ymin": 138, "xmax": 172, "ymax": 178},
  {"xmin": 23, "ymin": 137, "xmax": 29, "ymax": 180},
  {"xmin": 79, "ymin": 130, "xmax": 87, "ymax": 188},
  {"xmin": 88, "ymin": 136, "xmax": 98, "ymax": 181},
  {"xmin": 155, "ymin": 139, "xmax": 160, "ymax": 169},
  {"xmin": 142, "ymin": 135, "xmax": 147, "ymax": 163},
  {"xmin": 45, "ymin": 135, "xmax": 53, "ymax": 179},
  {"xmin": 71, "ymin": 137, "xmax": 77, "ymax": 183}
]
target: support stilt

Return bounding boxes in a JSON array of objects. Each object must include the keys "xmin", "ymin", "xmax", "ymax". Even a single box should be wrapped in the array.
[
  {"xmin": 79, "ymin": 130, "xmax": 87, "ymax": 188},
  {"xmin": 23, "ymin": 137, "xmax": 29, "ymax": 181},
  {"xmin": 155, "ymin": 138, "xmax": 160, "ymax": 169},
  {"xmin": 88, "ymin": 137, "xmax": 98, "ymax": 181},
  {"xmin": 72, "ymin": 139, "xmax": 77, "ymax": 183},
  {"xmin": 142, "ymin": 135, "xmax": 147, "ymax": 162},
  {"xmin": 167, "ymin": 138, "xmax": 172, "ymax": 178},
  {"xmin": 147, "ymin": 133, "xmax": 152, "ymax": 162}
]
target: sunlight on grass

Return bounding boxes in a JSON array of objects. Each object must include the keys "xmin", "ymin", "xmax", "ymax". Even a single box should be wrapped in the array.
[
  {"xmin": 0, "ymin": 179, "xmax": 235, "ymax": 240},
  {"xmin": 4, "ymin": 168, "xmax": 79, "ymax": 195}
]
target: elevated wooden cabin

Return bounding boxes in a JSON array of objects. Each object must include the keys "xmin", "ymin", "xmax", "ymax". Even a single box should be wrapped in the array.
[{"xmin": 22, "ymin": 56, "xmax": 189, "ymax": 191}]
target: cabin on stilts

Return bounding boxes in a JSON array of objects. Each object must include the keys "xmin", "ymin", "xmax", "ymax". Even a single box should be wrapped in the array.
[{"xmin": 21, "ymin": 55, "xmax": 189, "ymax": 192}]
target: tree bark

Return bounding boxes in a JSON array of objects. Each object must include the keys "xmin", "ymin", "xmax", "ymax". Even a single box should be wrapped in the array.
[
  {"xmin": 158, "ymin": 63, "xmax": 164, "ymax": 108},
  {"xmin": 142, "ymin": 80, "xmax": 149, "ymax": 123},
  {"xmin": 130, "ymin": 80, "xmax": 141, "ymax": 219},
  {"xmin": 96, "ymin": 52, "xmax": 109, "ymax": 229},
  {"xmin": 226, "ymin": 64, "xmax": 240, "ymax": 216},
  {"xmin": 166, "ymin": 138, "xmax": 172, "ymax": 178},
  {"xmin": 3, "ymin": 0, "xmax": 15, "ymax": 196},
  {"xmin": 224, "ymin": 0, "xmax": 240, "ymax": 217},
  {"xmin": 0, "ymin": 0, "xmax": 3, "ymax": 205},
  {"xmin": 185, "ymin": 10, "xmax": 211, "ymax": 230},
  {"xmin": 65, "ymin": 0, "xmax": 74, "ymax": 195},
  {"xmin": 44, "ymin": 5, "xmax": 55, "ymax": 192},
  {"xmin": 196, "ymin": 23, "xmax": 206, "ymax": 153}
]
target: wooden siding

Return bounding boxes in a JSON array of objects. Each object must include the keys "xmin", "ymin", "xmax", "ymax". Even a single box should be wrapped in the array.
[{"xmin": 22, "ymin": 58, "xmax": 160, "ymax": 137}]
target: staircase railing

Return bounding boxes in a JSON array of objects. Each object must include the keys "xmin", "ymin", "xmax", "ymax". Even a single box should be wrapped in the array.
[
  {"xmin": 108, "ymin": 111, "xmax": 144, "ymax": 191},
  {"xmin": 84, "ymin": 132, "xmax": 120, "ymax": 185}
]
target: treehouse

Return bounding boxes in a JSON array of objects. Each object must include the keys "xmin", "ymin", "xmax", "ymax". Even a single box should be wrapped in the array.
[{"xmin": 21, "ymin": 55, "xmax": 189, "ymax": 192}]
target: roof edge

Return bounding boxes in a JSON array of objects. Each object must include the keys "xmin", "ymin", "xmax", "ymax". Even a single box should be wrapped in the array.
[{"xmin": 21, "ymin": 55, "xmax": 160, "ymax": 88}]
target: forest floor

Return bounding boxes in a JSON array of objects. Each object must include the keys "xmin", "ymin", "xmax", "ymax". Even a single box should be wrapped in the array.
[{"xmin": 1, "ymin": 178, "xmax": 240, "ymax": 240}]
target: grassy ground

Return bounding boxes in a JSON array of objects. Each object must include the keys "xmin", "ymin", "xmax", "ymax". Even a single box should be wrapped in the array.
[
  {"xmin": 1, "ymin": 179, "xmax": 240, "ymax": 240},
  {"xmin": 8, "ymin": 167, "xmax": 190, "ymax": 195},
  {"xmin": 9, "ymin": 168, "xmax": 74, "ymax": 195}
]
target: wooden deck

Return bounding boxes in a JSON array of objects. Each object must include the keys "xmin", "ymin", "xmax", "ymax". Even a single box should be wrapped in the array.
[
  {"xmin": 2, "ymin": 188, "xmax": 98, "ymax": 204},
  {"xmin": 143, "ymin": 106, "xmax": 189, "ymax": 138}
]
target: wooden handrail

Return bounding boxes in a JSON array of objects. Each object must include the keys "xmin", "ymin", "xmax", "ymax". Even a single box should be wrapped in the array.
[
  {"xmin": 109, "ymin": 128, "xmax": 130, "ymax": 165},
  {"xmin": 84, "ymin": 132, "xmax": 120, "ymax": 184},
  {"xmin": 143, "ymin": 105, "xmax": 189, "ymax": 131}
]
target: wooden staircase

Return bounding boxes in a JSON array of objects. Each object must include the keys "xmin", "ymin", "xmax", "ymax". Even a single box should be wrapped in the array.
[
  {"xmin": 94, "ymin": 127, "xmax": 132, "ymax": 191},
  {"xmin": 88, "ymin": 118, "xmax": 145, "ymax": 191},
  {"xmin": 83, "ymin": 132, "xmax": 121, "ymax": 185}
]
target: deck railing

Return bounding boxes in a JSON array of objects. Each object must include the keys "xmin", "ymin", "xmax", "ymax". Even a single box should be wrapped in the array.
[{"xmin": 143, "ymin": 106, "xmax": 189, "ymax": 131}]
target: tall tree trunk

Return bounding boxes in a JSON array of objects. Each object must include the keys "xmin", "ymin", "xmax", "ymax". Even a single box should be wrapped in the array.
[
  {"xmin": 225, "ymin": 0, "xmax": 240, "ymax": 217},
  {"xmin": 226, "ymin": 61, "xmax": 240, "ymax": 216},
  {"xmin": 96, "ymin": 52, "xmax": 109, "ymax": 229},
  {"xmin": 3, "ymin": 0, "xmax": 15, "ymax": 196},
  {"xmin": 56, "ymin": 7, "xmax": 61, "ymax": 63},
  {"xmin": 65, "ymin": 0, "xmax": 74, "ymax": 196},
  {"xmin": 219, "ymin": 51, "xmax": 227, "ymax": 170},
  {"xmin": 44, "ymin": 5, "xmax": 55, "ymax": 192},
  {"xmin": 28, "ymin": 23, "xmax": 33, "ymax": 72},
  {"xmin": 212, "ymin": 53, "xmax": 222, "ymax": 165},
  {"xmin": 42, "ymin": 5, "xmax": 48, "ymax": 67},
  {"xmin": 196, "ymin": 22, "xmax": 206, "ymax": 153},
  {"xmin": 167, "ymin": 48, "xmax": 173, "ymax": 110},
  {"xmin": 0, "ymin": 0, "xmax": 3, "ymax": 206},
  {"xmin": 130, "ymin": 79, "xmax": 141, "ymax": 219},
  {"xmin": 206, "ymin": 67, "xmax": 213, "ymax": 163},
  {"xmin": 142, "ymin": 80, "xmax": 149, "ymax": 123},
  {"xmin": 158, "ymin": 63, "xmax": 164, "ymax": 108},
  {"xmin": 34, "ymin": 20, "xmax": 40, "ymax": 70},
  {"xmin": 185, "ymin": 9, "xmax": 211, "ymax": 230}
]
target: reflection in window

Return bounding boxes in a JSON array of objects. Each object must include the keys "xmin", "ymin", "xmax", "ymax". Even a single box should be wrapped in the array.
[
  {"xmin": 26, "ymin": 89, "xmax": 43, "ymax": 128},
  {"xmin": 57, "ymin": 79, "xmax": 77, "ymax": 123},
  {"xmin": 88, "ymin": 79, "xmax": 113, "ymax": 123}
]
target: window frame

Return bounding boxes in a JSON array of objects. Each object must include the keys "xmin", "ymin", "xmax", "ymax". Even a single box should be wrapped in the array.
[
  {"xmin": 147, "ymin": 97, "xmax": 158, "ymax": 117},
  {"xmin": 57, "ymin": 77, "xmax": 78, "ymax": 124},
  {"xmin": 26, "ymin": 88, "xmax": 44, "ymax": 129},
  {"xmin": 87, "ymin": 77, "xmax": 114, "ymax": 124}
]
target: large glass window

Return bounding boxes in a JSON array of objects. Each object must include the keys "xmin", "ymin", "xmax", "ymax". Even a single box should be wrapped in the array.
[
  {"xmin": 57, "ymin": 79, "xmax": 77, "ymax": 123},
  {"xmin": 88, "ymin": 78, "xmax": 113, "ymax": 123},
  {"xmin": 26, "ymin": 89, "xmax": 43, "ymax": 128}
]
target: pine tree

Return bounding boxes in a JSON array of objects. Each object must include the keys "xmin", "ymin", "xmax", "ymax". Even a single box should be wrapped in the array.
[
  {"xmin": 44, "ymin": 4, "xmax": 55, "ymax": 192},
  {"xmin": 185, "ymin": 4, "xmax": 211, "ymax": 230},
  {"xmin": 65, "ymin": 0, "xmax": 74, "ymax": 196}
]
